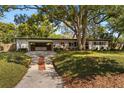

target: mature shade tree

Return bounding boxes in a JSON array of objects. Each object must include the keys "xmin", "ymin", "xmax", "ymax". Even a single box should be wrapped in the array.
[
  {"xmin": 37, "ymin": 6, "xmax": 122, "ymax": 50},
  {"xmin": 27, "ymin": 14, "xmax": 56, "ymax": 37},
  {"xmin": 1, "ymin": 5, "xmax": 124, "ymax": 50},
  {"xmin": 105, "ymin": 6, "xmax": 124, "ymax": 49},
  {"xmin": 16, "ymin": 14, "xmax": 56, "ymax": 38},
  {"xmin": 0, "ymin": 22, "xmax": 16, "ymax": 43},
  {"xmin": 17, "ymin": 23, "xmax": 31, "ymax": 37},
  {"xmin": 37, "ymin": 5, "xmax": 90, "ymax": 50},
  {"xmin": 107, "ymin": 11, "xmax": 124, "ymax": 43},
  {"xmin": 0, "ymin": 5, "xmax": 104, "ymax": 50}
]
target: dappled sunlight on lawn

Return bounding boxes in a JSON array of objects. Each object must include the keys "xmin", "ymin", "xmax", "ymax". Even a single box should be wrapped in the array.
[
  {"xmin": 72, "ymin": 51, "xmax": 124, "ymax": 63},
  {"xmin": 53, "ymin": 51, "xmax": 124, "ymax": 87},
  {"xmin": 54, "ymin": 51, "xmax": 124, "ymax": 78}
]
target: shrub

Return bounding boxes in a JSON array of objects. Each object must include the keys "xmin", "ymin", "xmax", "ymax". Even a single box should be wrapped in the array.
[
  {"xmin": 100, "ymin": 47, "xmax": 107, "ymax": 51},
  {"xmin": 109, "ymin": 48, "xmax": 120, "ymax": 51},
  {"xmin": 20, "ymin": 58, "xmax": 31, "ymax": 68},
  {"xmin": 54, "ymin": 47, "xmax": 63, "ymax": 52},
  {"xmin": 93, "ymin": 47, "xmax": 98, "ymax": 51},
  {"xmin": 17, "ymin": 48, "xmax": 28, "ymax": 53},
  {"xmin": 7, "ymin": 52, "xmax": 31, "ymax": 67}
]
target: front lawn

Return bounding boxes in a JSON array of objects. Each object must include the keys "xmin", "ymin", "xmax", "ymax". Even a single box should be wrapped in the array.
[
  {"xmin": 53, "ymin": 51, "xmax": 124, "ymax": 88},
  {"xmin": 0, "ymin": 52, "xmax": 31, "ymax": 88}
]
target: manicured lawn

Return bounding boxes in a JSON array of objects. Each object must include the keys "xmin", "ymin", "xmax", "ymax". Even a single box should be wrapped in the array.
[
  {"xmin": 0, "ymin": 52, "xmax": 31, "ymax": 88},
  {"xmin": 53, "ymin": 51, "xmax": 124, "ymax": 87}
]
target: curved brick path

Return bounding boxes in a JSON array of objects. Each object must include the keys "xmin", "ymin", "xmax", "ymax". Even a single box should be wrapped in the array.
[{"xmin": 15, "ymin": 51, "xmax": 63, "ymax": 88}]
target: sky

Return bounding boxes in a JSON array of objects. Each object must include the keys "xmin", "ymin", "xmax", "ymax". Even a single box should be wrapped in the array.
[{"xmin": 0, "ymin": 9, "xmax": 37, "ymax": 24}]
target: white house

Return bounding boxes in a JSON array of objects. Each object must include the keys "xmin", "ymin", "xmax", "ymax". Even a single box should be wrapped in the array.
[{"xmin": 15, "ymin": 37, "xmax": 109, "ymax": 51}]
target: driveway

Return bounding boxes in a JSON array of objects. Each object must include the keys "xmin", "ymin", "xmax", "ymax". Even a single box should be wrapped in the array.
[{"xmin": 15, "ymin": 51, "xmax": 63, "ymax": 88}]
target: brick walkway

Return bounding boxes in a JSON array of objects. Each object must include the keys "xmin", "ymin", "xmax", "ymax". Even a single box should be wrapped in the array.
[{"xmin": 15, "ymin": 51, "xmax": 63, "ymax": 88}]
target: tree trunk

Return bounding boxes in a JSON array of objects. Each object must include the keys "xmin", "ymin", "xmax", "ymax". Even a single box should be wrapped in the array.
[
  {"xmin": 81, "ymin": 8, "xmax": 88, "ymax": 50},
  {"xmin": 76, "ymin": 32, "xmax": 83, "ymax": 50},
  {"xmin": 82, "ymin": 29, "xmax": 87, "ymax": 50}
]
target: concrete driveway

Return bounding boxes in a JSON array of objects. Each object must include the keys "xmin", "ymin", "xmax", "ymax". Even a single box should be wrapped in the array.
[{"xmin": 15, "ymin": 51, "xmax": 63, "ymax": 88}]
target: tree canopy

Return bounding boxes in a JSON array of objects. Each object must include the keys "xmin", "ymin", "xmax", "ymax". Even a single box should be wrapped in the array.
[
  {"xmin": 16, "ymin": 14, "xmax": 56, "ymax": 38},
  {"xmin": 0, "ymin": 22, "xmax": 15, "ymax": 43},
  {"xmin": 0, "ymin": 5, "xmax": 124, "ymax": 50}
]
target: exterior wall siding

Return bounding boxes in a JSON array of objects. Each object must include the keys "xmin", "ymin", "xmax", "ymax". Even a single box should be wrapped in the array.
[
  {"xmin": 15, "ymin": 38, "xmax": 109, "ymax": 51},
  {"xmin": 16, "ymin": 39, "xmax": 29, "ymax": 51},
  {"xmin": 89, "ymin": 41, "xmax": 109, "ymax": 50},
  {"xmin": 53, "ymin": 40, "xmax": 77, "ymax": 50}
]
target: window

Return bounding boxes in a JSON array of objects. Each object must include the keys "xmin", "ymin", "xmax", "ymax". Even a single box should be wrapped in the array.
[
  {"xmin": 99, "ymin": 42, "xmax": 102, "ymax": 45},
  {"xmin": 103, "ymin": 42, "xmax": 106, "ymax": 45},
  {"xmin": 69, "ymin": 42, "xmax": 78, "ymax": 47},
  {"xmin": 61, "ymin": 42, "xmax": 65, "ymax": 46},
  {"xmin": 100, "ymin": 41, "xmax": 106, "ymax": 45},
  {"xmin": 93, "ymin": 41, "xmax": 106, "ymax": 45},
  {"xmin": 69, "ymin": 42, "xmax": 72, "ymax": 46},
  {"xmin": 94, "ymin": 42, "xmax": 97, "ymax": 45},
  {"xmin": 61, "ymin": 42, "xmax": 64, "ymax": 45},
  {"xmin": 74, "ymin": 42, "xmax": 77, "ymax": 47}
]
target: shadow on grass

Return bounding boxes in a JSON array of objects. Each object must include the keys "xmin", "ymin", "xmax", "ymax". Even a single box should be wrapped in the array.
[
  {"xmin": 54, "ymin": 55, "xmax": 124, "ymax": 81},
  {"xmin": 95, "ymin": 50, "xmax": 124, "ymax": 54},
  {"xmin": 55, "ymin": 51, "xmax": 91, "ymax": 62}
]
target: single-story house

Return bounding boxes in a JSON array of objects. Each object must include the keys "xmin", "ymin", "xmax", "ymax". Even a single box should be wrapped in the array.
[{"xmin": 15, "ymin": 37, "xmax": 110, "ymax": 51}]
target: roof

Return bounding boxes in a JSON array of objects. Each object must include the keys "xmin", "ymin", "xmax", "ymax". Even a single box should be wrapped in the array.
[
  {"xmin": 15, "ymin": 37, "xmax": 77, "ymax": 40},
  {"xmin": 15, "ymin": 37, "xmax": 110, "ymax": 41}
]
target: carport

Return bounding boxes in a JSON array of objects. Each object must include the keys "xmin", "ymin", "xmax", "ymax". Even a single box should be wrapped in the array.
[{"xmin": 28, "ymin": 40, "xmax": 53, "ymax": 51}]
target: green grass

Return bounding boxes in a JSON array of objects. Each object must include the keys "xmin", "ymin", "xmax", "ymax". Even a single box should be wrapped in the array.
[
  {"xmin": 0, "ymin": 52, "xmax": 31, "ymax": 88},
  {"xmin": 53, "ymin": 51, "xmax": 124, "ymax": 79}
]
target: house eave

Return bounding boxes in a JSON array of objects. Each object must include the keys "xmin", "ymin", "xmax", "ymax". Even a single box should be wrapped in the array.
[{"xmin": 15, "ymin": 37, "xmax": 110, "ymax": 41}]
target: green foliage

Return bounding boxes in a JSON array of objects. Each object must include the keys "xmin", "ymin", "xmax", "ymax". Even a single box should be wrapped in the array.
[
  {"xmin": 0, "ymin": 52, "xmax": 31, "ymax": 67},
  {"xmin": 17, "ymin": 23, "xmax": 31, "ymax": 37},
  {"xmin": 118, "ymin": 35, "xmax": 124, "ymax": 42},
  {"xmin": 53, "ymin": 47, "xmax": 64, "ymax": 52},
  {"xmin": 49, "ymin": 33, "xmax": 63, "ymax": 38},
  {"xmin": 0, "ymin": 22, "xmax": 15, "ymax": 43},
  {"xmin": 38, "ymin": 6, "xmax": 124, "ymax": 50},
  {"xmin": 106, "ymin": 6, "xmax": 124, "ymax": 41},
  {"xmin": 16, "ymin": 14, "xmax": 56, "ymax": 38}
]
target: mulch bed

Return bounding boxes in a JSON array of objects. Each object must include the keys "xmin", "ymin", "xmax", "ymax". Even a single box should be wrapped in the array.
[{"xmin": 63, "ymin": 74, "xmax": 124, "ymax": 88}]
